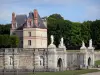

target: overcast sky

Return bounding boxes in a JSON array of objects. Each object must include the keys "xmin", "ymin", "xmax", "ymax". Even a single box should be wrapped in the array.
[{"xmin": 0, "ymin": 0, "xmax": 100, "ymax": 24}]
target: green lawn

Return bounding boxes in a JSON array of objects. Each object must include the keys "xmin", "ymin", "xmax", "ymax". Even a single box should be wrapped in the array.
[
  {"xmin": 30, "ymin": 69, "xmax": 99, "ymax": 75},
  {"xmin": 95, "ymin": 60, "xmax": 100, "ymax": 65}
]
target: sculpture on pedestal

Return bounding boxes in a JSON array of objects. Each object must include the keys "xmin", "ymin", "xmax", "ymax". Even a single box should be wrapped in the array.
[
  {"xmin": 89, "ymin": 39, "xmax": 92, "ymax": 47},
  {"xmin": 51, "ymin": 35, "xmax": 54, "ymax": 44},
  {"xmin": 80, "ymin": 41, "xmax": 86, "ymax": 50},
  {"xmin": 82, "ymin": 41, "xmax": 85, "ymax": 47},
  {"xmin": 58, "ymin": 37, "xmax": 66, "ymax": 50},
  {"xmin": 88, "ymin": 39, "xmax": 94, "ymax": 50},
  {"xmin": 48, "ymin": 35, "xmax": 56, "ymax": 48},
  {"xmin": 60, "ymin": 37, "xmax": 64, "ymax": 46}
]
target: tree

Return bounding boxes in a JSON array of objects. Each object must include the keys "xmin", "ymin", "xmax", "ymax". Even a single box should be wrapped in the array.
[
  {"xmin": 81, "ymin": 21, "xmax": 92, "ymax": 46},
  {"xmin": 10, "ymin": 35, "xmax": 19, "ymax": 48},
  {"xmin": 0, "ymin": 35, "xmax": 10, "ymax": 48},
  {"xmin": 47, "ymin": 14, "xmax": 71, "ymax": 47},
  {"xmin": 48, "ymin": 14, "xmax": 64, "ymax": 20},
  {"xmin": 70, "ymin": 22, "xmax": 82, "ymax": 49},
  {"xmin": 0, "ymin": 35, "xmax": 19, "ymax": 48},
  {"xmin": 0, "ymin": 24, "xmax": 10, "ymax": 35},
  {"xmin": 91, "ymin": 20, "xmax": 100, "ymax": 49}
]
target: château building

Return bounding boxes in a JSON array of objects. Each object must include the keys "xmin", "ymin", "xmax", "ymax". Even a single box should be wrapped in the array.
[{"xmin": 10, "ymin": 9, "xmax": 47, "ymax": 48}]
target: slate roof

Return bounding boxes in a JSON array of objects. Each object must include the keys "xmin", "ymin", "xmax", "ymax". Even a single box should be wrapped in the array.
[
  {"xmin": 16, "ymin": 15, "xmax": 27, "ymax": 28},
  {"xmin": 16, "ymin": 12, "xmax": 46, "ymax": 30},
  {"xmin": 38, "ymin": 14, "xmax": 46, "ymax": 29}
]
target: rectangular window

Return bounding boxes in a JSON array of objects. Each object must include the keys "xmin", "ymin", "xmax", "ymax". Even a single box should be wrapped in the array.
[
  {"xmin": 28, "ymin": 40, "xmax": 31, "ymax": 46},
  {"xmin": 29, "ymin": 32, "xmax": 31, "ymax": 36}
]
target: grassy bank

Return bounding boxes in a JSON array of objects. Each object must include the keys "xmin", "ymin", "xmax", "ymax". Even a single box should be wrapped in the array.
[
  {"xmin": 95, "ymin": 60, "xmax": 100, "ymax": 65},
  {"xmin": 30, "ymin": 69, "xmax": 99, "ymax": 75}
]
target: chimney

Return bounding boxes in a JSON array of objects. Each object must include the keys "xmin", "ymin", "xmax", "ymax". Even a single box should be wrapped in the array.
[
  {"xmin": 12, "ymin": 12, "xmax": 15, "ymax": 21},
  {"xmin": 12, "ymin": 12, "xmax": 16, "ymax": 29},
  {"xmin": 34, "ymin": 9, "xmax": 38, "ymax": 27}
]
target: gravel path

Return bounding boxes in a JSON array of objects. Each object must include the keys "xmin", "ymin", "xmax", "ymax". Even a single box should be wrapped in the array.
[{"xmin": 81, "ymin": 72, "xmax": 100, "ymax": 75}]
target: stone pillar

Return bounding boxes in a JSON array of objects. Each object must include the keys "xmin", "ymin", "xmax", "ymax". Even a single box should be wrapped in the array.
[
  {"xmin": 87, "ymin": 48, "xmax": 94, "ymax": 67},
  {"xmin": 88, "ymin": 39, "xmax": 95, "ymax": 67},
  {"xmin": 58, "ymin": 37, "xmax": 67, "ymax": 70},
  {"xmin": 84, "ymin": 52, "xmax": 88, "ymax": 68},
  {"xmin": 13, "ymin": 48, "xmax": 18, "ymax": 69},
  {"xmin": 34, "ymin": 49, "xmax": 40, "ymax": 71},
  {"xmin": 47, "ymin": 35, "xmax": 57, "ymax": 71},
  {"xmin": 63, "ymin": 51, "xmax": 67, "ymax": 70},
  {"xmin": 48, "ymin": 46, "xmax": 57, "ymax": 72},
  {"xmin": 80, "ymin": 41, "xmax": 88, "ymax": 68}
]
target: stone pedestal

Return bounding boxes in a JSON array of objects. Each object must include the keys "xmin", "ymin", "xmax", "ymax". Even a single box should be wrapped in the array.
[
  {"xmin": 34, "ymin": 49, "xmax": 40, "ymax": 71},
  {"xmin": 88, "ymin": 47, "xmax": 95, "ymax": 66},
  {"xmin": 48, "ymin": 44, "xmax": 57, "ymax": 71}
]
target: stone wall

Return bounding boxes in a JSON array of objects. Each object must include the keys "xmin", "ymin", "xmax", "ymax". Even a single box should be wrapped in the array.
[
  {"xmin": 18, "ymin": 55, "xmax": 33, "ymax": 70},
  {"xmin": 67, "ymin": 52, "xmax": 84, "ymax": 69},
  {"xmin": 0, "ymin": 48, "xmax": 99, "ymax": 72},
  {"xmin": 94, "ymin": 51, "xmax": 100, "ymax": 61},
  {"xmin": 0, "ymin": 55, "xmax": 3, "ymax": 69}
]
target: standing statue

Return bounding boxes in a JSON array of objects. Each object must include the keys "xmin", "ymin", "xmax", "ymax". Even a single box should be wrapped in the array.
[
  {"xmin": 80, "ymin": 40, "xmax": 86, "ymax": 50},
  {"xmin": 51, "ymin": 35, "xmax": 54, "ymax": 44},
  {"xmin": 89, "ymin": 39, "xmax": 92, "ymax": 47},
  {"xmin": 59, "ymin": 37, "xmax": 66, "ymax": 50},
  {"xmin": 82, "ymin": 41, "xmax": 85, "ymax": 47},
  {"xmin": 60, "ymin": 37, "xmax": 64, "ymax": 46}
]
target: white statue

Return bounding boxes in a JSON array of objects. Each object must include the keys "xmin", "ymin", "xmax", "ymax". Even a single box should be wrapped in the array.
[
  {"xmin": 80, "ymin": 41, "xmax": 86, "ymax": 50},
  {"xmin": 60, "ymin": 37, "xmax": 64, "ymax": 46},
  {"xmin": 88, "ymin": 39, "xmax": 94, "ymax": 50},
  {"xmin": 51, "ymin": 35, "xmax": 54, "ymax": 44},
  {"xmin": 48, "ymin": 35, "xmax": 56, "ymax": 48},
  {"xmin": 59, "ymin": 37, "xmax": 66, "ymax": 50},
  {"xmin": 82, "ymin": 41, "xmax": 85, "ymax": 47},
  {"xmin": 89, "ymin": 39, "xmax": 92, "ymax": 47}
]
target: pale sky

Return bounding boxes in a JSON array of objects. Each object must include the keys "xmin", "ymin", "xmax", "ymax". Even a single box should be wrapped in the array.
[{"xmin": 0, "ymin": 0, "xmax": 100, "ymax": 24}]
